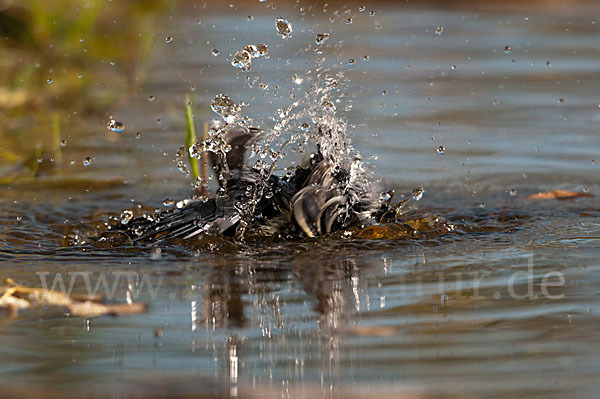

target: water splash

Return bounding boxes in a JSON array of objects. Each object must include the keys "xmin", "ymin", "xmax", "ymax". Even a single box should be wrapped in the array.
[
  {"xmin": 210, "ymin": 94, "xmax": 241, "ymax": 124},
  {"xmin": 181, "ymin": 27, "xmax": 385, "ymax": 240}
]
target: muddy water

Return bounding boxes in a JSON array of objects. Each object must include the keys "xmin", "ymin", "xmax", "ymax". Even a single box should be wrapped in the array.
[{"xmin": 1, "ymin": 2, "xmax": 600, "ymax": 398}]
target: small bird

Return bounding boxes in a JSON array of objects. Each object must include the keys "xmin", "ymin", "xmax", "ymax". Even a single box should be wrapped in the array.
[{"xmin": 121, "ymin": 125, "xmax": 390, "ymax": 243}]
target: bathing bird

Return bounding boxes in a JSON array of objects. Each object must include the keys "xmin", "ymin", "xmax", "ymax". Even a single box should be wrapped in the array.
[{"xmin": 121, "ymin": 125, "xmax": 390, "ymax": 243}]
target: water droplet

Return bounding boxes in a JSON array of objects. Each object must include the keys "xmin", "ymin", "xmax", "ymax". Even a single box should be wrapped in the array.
[
  {"xmin": 315, "ymin": 33, "xmax": 330, "ymax": 45},
  {"xmin": 148, "ymin": 95, "xmax": 155, "ymax": 102},
  {"xmin": 165, "ymin": 36, "xmax": 173, "ymax": 44},
  {"xmin": 363, "ymin": 55, "xmax": 369, "ymax": 60},
  {"xmin": 508, "ymin": 189, "xmax": 518, "ymax": 196},
  {"xmin": 379, "ymin": 192, "xmax": 391, "ymax": 202},
  {"xmin": 247, "ymin": 15, "xmax": 254, "ymax": 21},
  {"xmin": 211, "ymin": 48, "xmax": 220, "ymax": 56},
  {"xmin": 241, "ymin": 44, "xmax": 264, "ymax": 58},
  {"xmin": 321, "ymin": 100, "xmax": 336, "ymax": 111},
  {"xmin": 120, "ymin": 210, "xmax": 133, "ymax": 225},
  {"xmin": 83, "ymin": 156, "xmax": 93, "ymax": 166},
  {"xmin": 345, "ymin": 18, "xmax": 353, "ymax": 24},
  {"xmin": 435, "ymin": 26, "xmax": 444, "ymax": 36},
  {"xmin": 437, "ymin": 145, "xmax": 445, "ymax": 154},
  {"xmin": 300, "ymin": 122, "xmax": 310, "ymax": 131},
  {"xmin": 558, "ymin": 98, "xmax": 564, "ymax": 104},
  {"xmin": 163, "ymin": 198, "xmax": 175, "ymax": 207},
  {"xmin": 136, "ymin": 132, "xmax": 142, "ymax": 139},
  {"xmin": 46, "ymin": 79, "xmax": 53, "ymax": 84},
  {"xmin": 231, "ymin": 49, "xmax": 252, "ymax": 70},
  {"xmin": 107, "ymin": 119, "xmax": 124, "ymax": 133},
  {"xmin": 451, "ymin": 65, "xmax": 457, "ymax": 70},
  {"xmin": 190, "ymin": 85, "xmax": 196, "ymax": 92},
  {"xmin": 348, "ymin": 58, "xmax": 356, "ymax": 66},
  {"xmin": 211, "ymin": 94, "xmax": 241, "ymax": 123},
  {"xmin": 359, "ymin": 6, "xmax": 366, "ymax": 12},
  {"xmin": 77, "ymin": 73, "xmax": 83, "ymax": 79},
  {"xmin": 276, "ymin": 17, "xmax": 292, "ymax": 39},
  {"xmin": 411, "ymin": 186, "xmax": 424, "ymax": 201},
  {"xmin": 546, "ymin": 60, "xmax": 551, "ymax": 68},
  {"xmin": 292, "ymin": 74, "xmax": 304, "ymax": 85},
  {"xmin": 60, "ymin": 140, "xmax": 67, "ymax": 147},
  {"xmin": 242, "ymin": 43, "xmax": 268, "ymax": 59},
  {"xmin": 504, "ymin": 45, "xmax": 512, "ymax": 54},
  {"xmin": 369, "ymin": 11, "xmax": 375, "ymax": 17}
]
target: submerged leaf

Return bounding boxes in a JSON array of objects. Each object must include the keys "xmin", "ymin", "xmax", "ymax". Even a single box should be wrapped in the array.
[
  {"xmin": 0, "ymin": 278, "xmax": 146, "ymax": 326},
  {"xmin": 527, "ymin": 190, "xmax": 593, "ymax": 200}
]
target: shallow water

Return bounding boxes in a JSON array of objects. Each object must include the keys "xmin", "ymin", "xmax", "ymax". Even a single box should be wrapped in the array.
[{"xmin": 1, "ymin": 2, "xmax": 600, "ymax": 398}]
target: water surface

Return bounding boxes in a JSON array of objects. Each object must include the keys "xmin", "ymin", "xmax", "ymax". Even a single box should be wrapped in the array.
[{"xmin": 1, "ymin": 2, "xmax": 600, "ymax": 398}]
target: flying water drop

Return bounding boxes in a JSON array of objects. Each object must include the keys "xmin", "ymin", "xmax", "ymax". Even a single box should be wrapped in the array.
[
  {"xmin": 231, "ymin": 44, "xmax": 268, "ymax": 70},
  {"xmin": 243, "ymin": 43, "xmax": 268, "ymax": 58},
  {"xmin": 107, "ymin": 119, "xmax": 124, "ymax": 133},
  {"xmin": 315, "ymin": 33, "xmax": 330, "ymax": 45},
  {"xmin": 411, "ymin": 186, "xmax": 424, "ymax": 201},
  {"xmin": 231, "ymin": 49, "xmax": 252, "ymax": 70},
  {"xmin": 292, "ymin": 74, "xmax": 304, "ymax": 85},
  {"xmin": 276, "ymin": 17, "xmax": 292, "ymax": 39},
  {"xmin": 211, "ymin": 94, "xmax": 241, "ymax": 124}
]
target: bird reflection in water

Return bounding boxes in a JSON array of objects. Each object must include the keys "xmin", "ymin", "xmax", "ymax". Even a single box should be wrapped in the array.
[{"xmin": 192, "ymin": 253, "xmax": 385, "ymax": 396}]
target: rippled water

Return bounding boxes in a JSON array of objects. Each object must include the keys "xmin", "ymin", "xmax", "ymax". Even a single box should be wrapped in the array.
[{"xmin": 1, "ymin": 2, "xmax": 600, "ymax": 398}]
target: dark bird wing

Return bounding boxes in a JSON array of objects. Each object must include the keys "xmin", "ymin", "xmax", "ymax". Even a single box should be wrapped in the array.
[
  {"xmin": 125, "ymin": 198, "xmax": 240, "ymax": 243},
  {"xmin": 210, "ymin": 126, "xmax": 262, "ymax": 175},
  {"xmin": 291, "ymin": 160, "xmax": 350, "ymax": 237}
]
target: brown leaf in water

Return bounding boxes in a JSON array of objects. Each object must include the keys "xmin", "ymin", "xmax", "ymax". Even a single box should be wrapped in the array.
[
  {"xmin": 69, "ymin": 301, "xmax": 147, "ymax": 317},
  {"xmin": 0, "ymin": 278, "xmax": 146, "ymax": 323},
  {"xmin": 527, "ymin": 189, "xmax": 593, "ymax": 200}
]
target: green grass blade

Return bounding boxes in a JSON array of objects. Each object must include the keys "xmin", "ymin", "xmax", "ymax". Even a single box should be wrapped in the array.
[{"xmin": 184, "ymin": 95, "xmax": 199, "ymax": 180}]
